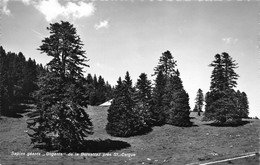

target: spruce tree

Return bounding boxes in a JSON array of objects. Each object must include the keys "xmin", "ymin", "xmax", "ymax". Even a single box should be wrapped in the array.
[
  {"xmin": 210, "ymin": 90, "xmax": 238, "ymax": 123},
  {"xmin": 205, "ymin": 52, "xmax": 242, "ymax": 124},
  {"xmin": 240, "ymin": 92, "xmax": 249, "ymax": 118},
  {"xmin": 86, "ymin": 73, "xmax": 93, "ymax": 84},
  {"xmin": 151, "ymin": 50, "xmax": 177, "ymax": 126},
  {"xmin": 96, "ymin": 76, "xmax": 106, "ymax": 105},
  {"xmin": 209, "ymin": 54, "xmax": 225, "ymax": 91},
  {"xmin": 134, "ymin": 73, "xmax": 152, "ymax": 126},
  {"xmin": 209, "ymin": 53, "xmax": 239, "ymax": 91},
  {"xmin": 27, "ymin": 21, "xmax": 93, "ymax": 151},
  {"xmin": 153, "ymin": 50, "xmax": 177, "ymax": 77},
  {"xmin": 164, "ymin": 74, "xmax": 191, "ymax": 126},
  {"xmin": 204, "ymin": 91, "xmax": 215, "ymax": 120},
  {"xmin": 235, "ymin": 91, "xmax": 249, "ymax": 118},
  {"xmin": 106, "ymin": 72, "xmax": 149, "ymax": 137},
  {"xmin": 151, "ymin": 70, "xmax": 166, "ymax": 125},
  {"xmin": 193, "ymin": 105, "xmax": 198, "ymax": 112},
  {"xmin": 222, "ymin": 52, "xmax": 239, "ymax": 90},
  {"xmin": 194, "ymin": 88, "xmax": 204, "ymax": 116},
  {"xmin": 152, "ymin": 50, "xmax": 191, "ymax": 126},
  {"xmin": 135, "ymin": 73, "xmax": 152, "ymax": 103},
  {"xmin": 93, "ymin": 74, "xmax": 98, "ymax": 89}
]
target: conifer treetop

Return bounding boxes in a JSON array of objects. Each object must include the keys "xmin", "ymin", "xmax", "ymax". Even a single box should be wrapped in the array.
[
  {"xmin": 154, "ymin": 50, "xmax": 177, "ymax": 77},
  {"xmin": 39, "ymin": 21, "xmax": 89, "ymax": 79},
  {"xmin": 209, "ymin": 52, "xmax": 239, "ymax": 91}
]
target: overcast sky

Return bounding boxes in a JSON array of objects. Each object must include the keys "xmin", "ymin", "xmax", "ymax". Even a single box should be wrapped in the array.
[{"xmin": 1, "ymin": 0, "xmax": 259, "ymax": 117}]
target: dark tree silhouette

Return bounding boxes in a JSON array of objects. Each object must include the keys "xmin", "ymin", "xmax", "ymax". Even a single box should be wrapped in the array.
[
  {"xmin": 194, "ymin": 88, "xmax": 204, "ymax": 116},
  {"xmin": 152, "ymin": 50, "xmax": 191, "ymax": 126},
  {"xmin": 86, "ymin": 73, "xmax": 113, "ymax": 106},
  {"xmin": 0, "ymin": 47, "xmax": 5, "ymax": 117},
  {"xmin": 27, "ymin": 21, "xmax": 93, "ymax": 151},
  {"xmin": 205, "ymin": 52, "xmax": 246, "ymax": 124},
  {"xmin": 151, "ymin": 70, "xmax": 166, "ymax": 125},
  {"xmin": 235, "ymin": 90, "xmax": 249, "ymax": 118},
  {"xmin": 134, "ymin": 73, "xmax": 153, "ymax": 126},
  {"xmin": 153, "ymin": 50, "xmax": 177, "ymax": 77},
  {"xmin": 164, "ymin": 74, "xmax": 191, "ymax": 126},
  {"xmin": 0, "ymin": 46, "xmax": 44, "ymax": 117},
  {"xmin": 106, "ymin": 72, "xmax": 150, "ymax": 137}
]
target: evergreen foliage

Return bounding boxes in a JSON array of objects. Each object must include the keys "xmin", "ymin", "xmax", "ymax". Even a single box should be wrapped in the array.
[
  {"xmin": 209, "ymin": 53, "xmax": 239, "ymax": 91},
  {"xmin": 193, "ymin": 105, "xmax": 198, "ymax": 112},
  {"xmin": 210, "ymin": 90, "xmax": 239, "ymax": 123},
  {"xmin": 166, "ymin": 89, "xmax": 191, "ymax": 126},
  {"xmin": 106, "ymin": 72, "xmax": 150, "ymax": 137},
  {"xmin": 222, "ymin": 52, "xmax": 239, "ymax": 90},
  {"xmin": 235, "ymin": 91, "xmax": 249, "ymax": 118},
  {"xmin": 0, "ymin": 47, "xmax": 5, "ymax": 117},
  {"xmin": 0, "ymin": 46, "xmax": 44, "ymax": 116},
  {"xmin": 152, "ymin": 50, "xmax": 191, "ymax": 126},
  {"xmin": 85, "ymin": 73, "xmax": 113, "ymax": 106},
  {"xmin": 163, "ymin": 75, "xmax": 191, "ymax": 126},
  {"xmin": 135, "ymin": 73, "xmax": 152, "ymax": 103},
  {"xmin": 27, "ymin": 21, "xmax": 93, "ymax": 151},
  {"xmin": 194, "ymin": 88, "xmax": 204, "ymax": 116},
  {"xmin": 205, "ymin": 52, "xmax": 248, "ymax": 124},
  {"xmin": 134, "ymin": 73, "xmax": 153, "ymax": 126},
  {"xmin": 153, "ymin": 50, "xmax": 177, "ymax": 77},
  {"xmin": 209, "ymin": 54, "xmax": 225, "ymax": 91},
  {"xmin": 151, "ymin": 70, "xmax": 166, "ymax": 125}
]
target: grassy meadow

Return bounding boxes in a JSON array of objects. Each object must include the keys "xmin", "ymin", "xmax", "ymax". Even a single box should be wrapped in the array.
[{"xmin": 0, "ymin": 105, "xmax": 259, "ymax": 165}]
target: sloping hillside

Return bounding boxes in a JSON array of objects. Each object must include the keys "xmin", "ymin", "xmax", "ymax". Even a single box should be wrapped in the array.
[{"xmin": 0, "ymin": 106, "xmax": 259, "ymax": 165}]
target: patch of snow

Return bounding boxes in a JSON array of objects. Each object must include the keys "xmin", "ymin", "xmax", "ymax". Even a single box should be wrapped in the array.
[{"xmin": 99, "ymin": 99, "xmax": 113, "ymax": 106}]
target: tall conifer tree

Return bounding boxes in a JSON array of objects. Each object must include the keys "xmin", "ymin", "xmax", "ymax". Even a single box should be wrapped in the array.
[
  {"xmin": 205, "ymin": 52, "xmax": 243, "ymax": 123},
  {"xmin": 27, "ymin": 21, "xmax": 93, "ymax": 151},
  {"xmin": 152, "ymin": 50, "xmax": 191, "ymax": 126},
  {"xmin": 151, "ymin": 70, "xmax": 166, "ymax": 125},
  {"xmin": 134, "ymin": 73, "xmax": 152, "ymax": 126},
  {"xmin": 164, "ymin": 74, "xmax": 191, "ymax": 126}
]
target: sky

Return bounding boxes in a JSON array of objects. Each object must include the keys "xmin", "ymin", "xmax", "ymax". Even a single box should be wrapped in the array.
[{"xmin": 1, "ymin": 0, "xmax": 259, "ymax": 117}]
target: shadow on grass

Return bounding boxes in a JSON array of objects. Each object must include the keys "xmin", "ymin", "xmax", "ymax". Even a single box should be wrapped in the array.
[
  {"xmin": 152, "ymin": 121, "xmax": 198, "ymax": 127},
  {"xmin": 83, "ymin": 139, "xmax": 131, "ymax": 153},
  {"xmin": 128, "ymin": 127, "xmax": 153, "ymax": 137},
  {"xmin": 204, "ymin": 120, "xmax": 251, "ymax": 127},
  {"xmin": 2, "ymin": 104, "xmax": 32, "ymax": 118},
  {"xmin": 34, "ymin": 139, "xmax": 131, "ymax": 153},
  {"xmin": 191, "ymin": 123, "xmax": 199, "ymax": 127},
  {"xmin": 107, "ymin": 127, "xmax": 153, "ymax": 138}
]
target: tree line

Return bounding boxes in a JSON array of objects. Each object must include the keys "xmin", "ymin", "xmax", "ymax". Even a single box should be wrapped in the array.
[
  {"xmin": 0, "ymin": 21, "xmax": 250, "ymax": 151},
  {"xmin": 85, "ymin": 73, "xmax": 113, "ymax": 106},
  {"xmin": 106, "ymin": 50, "xmax": 250, "ymax": 137},
  {"xmin": 0, "ymin": 49, "xmax": 113, "ymax": 118},
  {"xmin": 106, "ymin": 50, "xmax": 192, "ymax": 137},
  {"xmin": 0, "ymin": 47, "xmax": 46, "ymax": 117}
]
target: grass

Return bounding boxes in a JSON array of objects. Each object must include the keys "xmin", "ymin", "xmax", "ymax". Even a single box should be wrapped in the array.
[{"xmin": 0, "ymin": 105, "xmax": 259, "ymax": 165}]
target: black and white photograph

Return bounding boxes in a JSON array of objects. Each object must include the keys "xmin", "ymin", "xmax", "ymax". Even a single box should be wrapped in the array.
[{"xmin": 0, "ymin": 0, "xmax": 259, "ymax": 164}]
